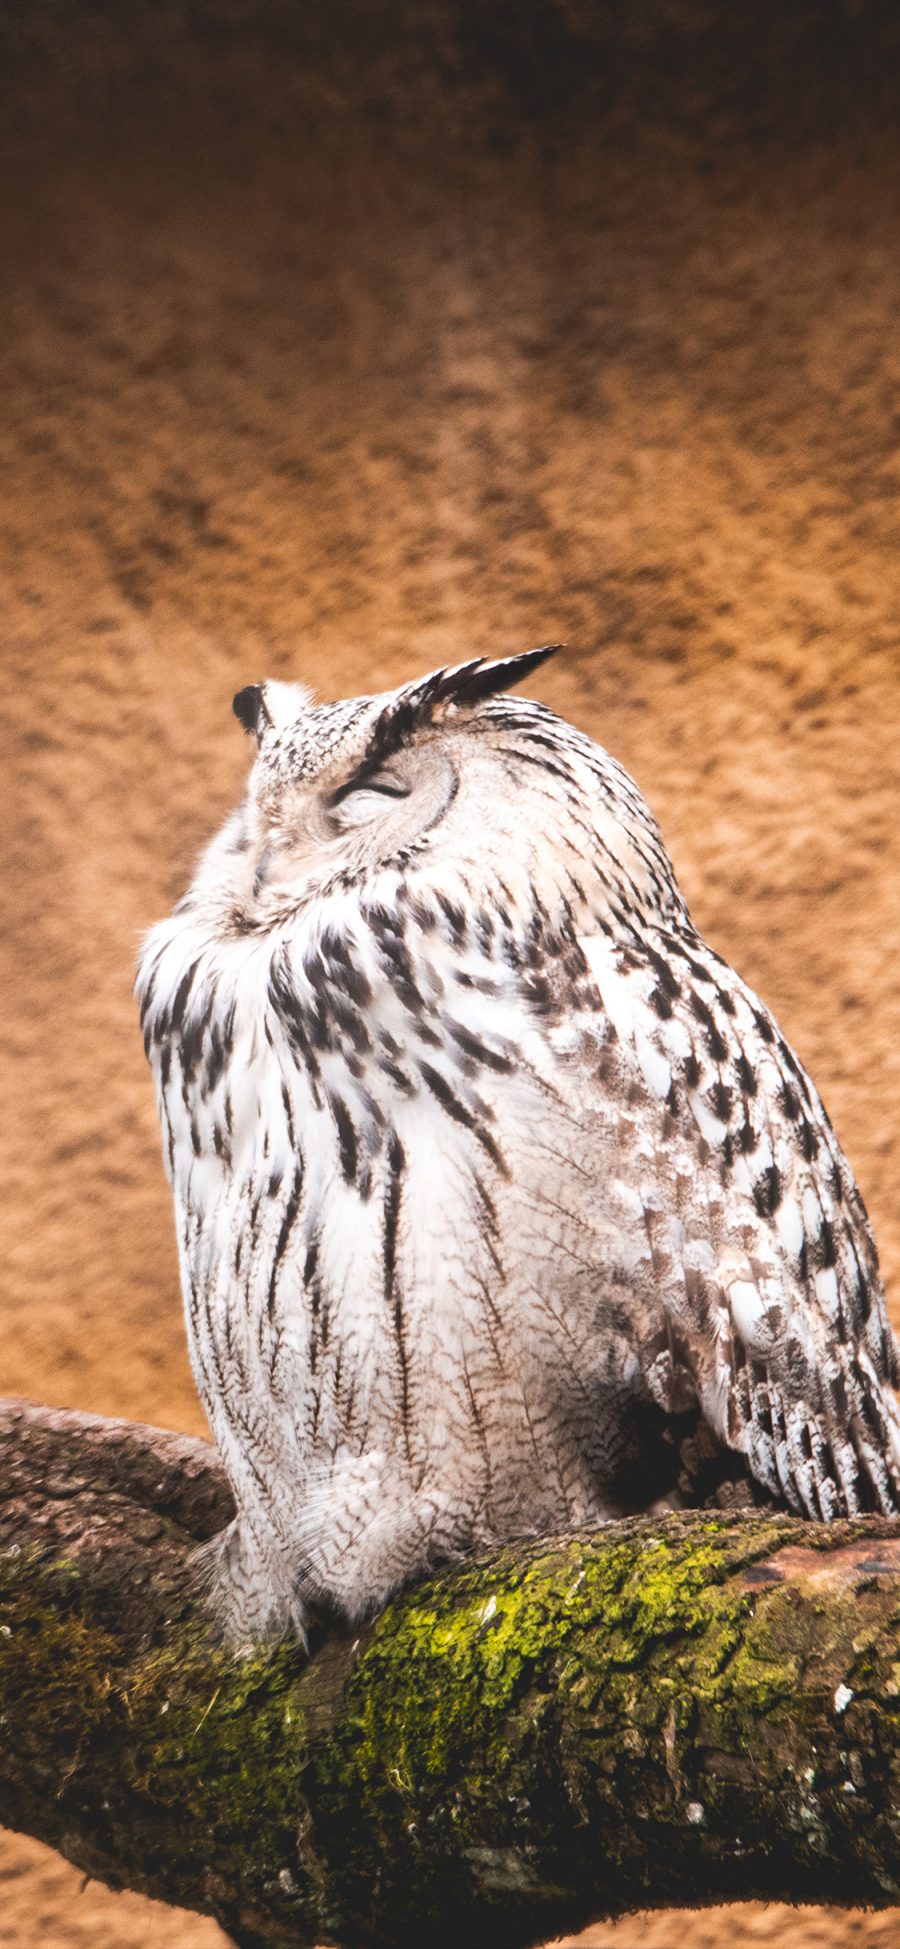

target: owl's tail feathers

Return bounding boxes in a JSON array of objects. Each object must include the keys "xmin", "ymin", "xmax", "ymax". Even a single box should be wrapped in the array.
[
  {"xmin": 839, "ymin": 1348, "xmax": 900, "ymax": 1517},
  {"xmin": 719, "ymin": 1337, "xmax": 900, "ymax": 1522}
]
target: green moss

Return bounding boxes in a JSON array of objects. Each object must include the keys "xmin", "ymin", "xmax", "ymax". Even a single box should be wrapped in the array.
[
  {"xmin": 306, "ymin": 1515, "xmax": 809, "ymax": 1941},
  {"xmin": 0, "ymin": 1543, "xmax": 322, "ymax": 1939},
  {"xmin": 4, "ymin": 1512, "xmax": 900, "ymax": 1949}
]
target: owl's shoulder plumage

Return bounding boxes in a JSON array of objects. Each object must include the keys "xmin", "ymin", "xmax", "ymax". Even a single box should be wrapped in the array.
[{"xmin": 542, "ymin": 905, "xmax": 900, "ymax": 1518}]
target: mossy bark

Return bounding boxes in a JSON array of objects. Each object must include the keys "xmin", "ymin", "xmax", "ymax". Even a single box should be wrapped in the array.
[{"xmin": 3, "ymin": 1400, "xmax": 900, "ymax": 1948}]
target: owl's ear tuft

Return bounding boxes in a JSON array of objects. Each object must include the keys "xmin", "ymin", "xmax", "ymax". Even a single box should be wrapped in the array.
[
  {"xmin": 233, "ymin": 685, "xmax": 268, "ymax": 735},
  {"xmin": 428, "ymin": 643, "xmax": 563, "ymax": 713},
  {"xmin": 361, "ymin": 644, "xmax": 563, "ymax": 773}
]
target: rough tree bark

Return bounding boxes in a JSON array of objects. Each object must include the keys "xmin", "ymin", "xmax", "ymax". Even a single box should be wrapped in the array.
[{"xmin": 2, "ymin": 1399, "xmax": 900, "ymax": 1949}]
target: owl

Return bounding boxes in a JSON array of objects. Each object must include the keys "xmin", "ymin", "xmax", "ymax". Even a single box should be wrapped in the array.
[{"xmin": 138, "ymin": 646, "xmax": 900, "ymax": 1643}]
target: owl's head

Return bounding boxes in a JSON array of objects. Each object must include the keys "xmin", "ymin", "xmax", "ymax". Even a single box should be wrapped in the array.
[
  {"xmin": 188, "ymin": 643, "xmax": 684, "ymax": 935},
  {"xmin": 217, "ymin": 646, "xmax": 561, "ymax": 913}
]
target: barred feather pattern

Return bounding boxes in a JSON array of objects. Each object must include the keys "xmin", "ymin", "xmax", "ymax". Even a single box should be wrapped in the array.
[{"xmin": 138, "ymin": 649, "xmax": 900, "ymax": 1642}]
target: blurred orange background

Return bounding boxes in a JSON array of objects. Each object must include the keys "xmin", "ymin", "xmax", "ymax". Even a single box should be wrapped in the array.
[{"xmin": 3, "ymin": 3, "xmax": 900, "ymax": 1943}]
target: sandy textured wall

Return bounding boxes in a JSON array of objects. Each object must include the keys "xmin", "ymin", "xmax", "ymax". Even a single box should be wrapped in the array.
[{"xmin": 3, "ymin": 3, "xmax": 900, "ymax": 1942}]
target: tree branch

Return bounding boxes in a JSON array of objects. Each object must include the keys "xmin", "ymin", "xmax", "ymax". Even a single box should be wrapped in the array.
[{"xmin": 2, "ymin": 1398, "xmax": 900, "ymax": 1949}]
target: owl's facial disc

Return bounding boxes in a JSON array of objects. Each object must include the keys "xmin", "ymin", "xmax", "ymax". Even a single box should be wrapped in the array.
[
  {"xmin": 242, "ymin": 684, "xmax": 459, "ymax": 901},
  {"xmin": 325, "ymin": 744, "xmax": 458, "ymax": 848}
]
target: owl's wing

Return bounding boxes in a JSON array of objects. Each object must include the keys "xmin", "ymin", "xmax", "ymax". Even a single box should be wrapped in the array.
[{"xmin": 561, "ymin": 924, "xmax": 900, "ymax": 1519}]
